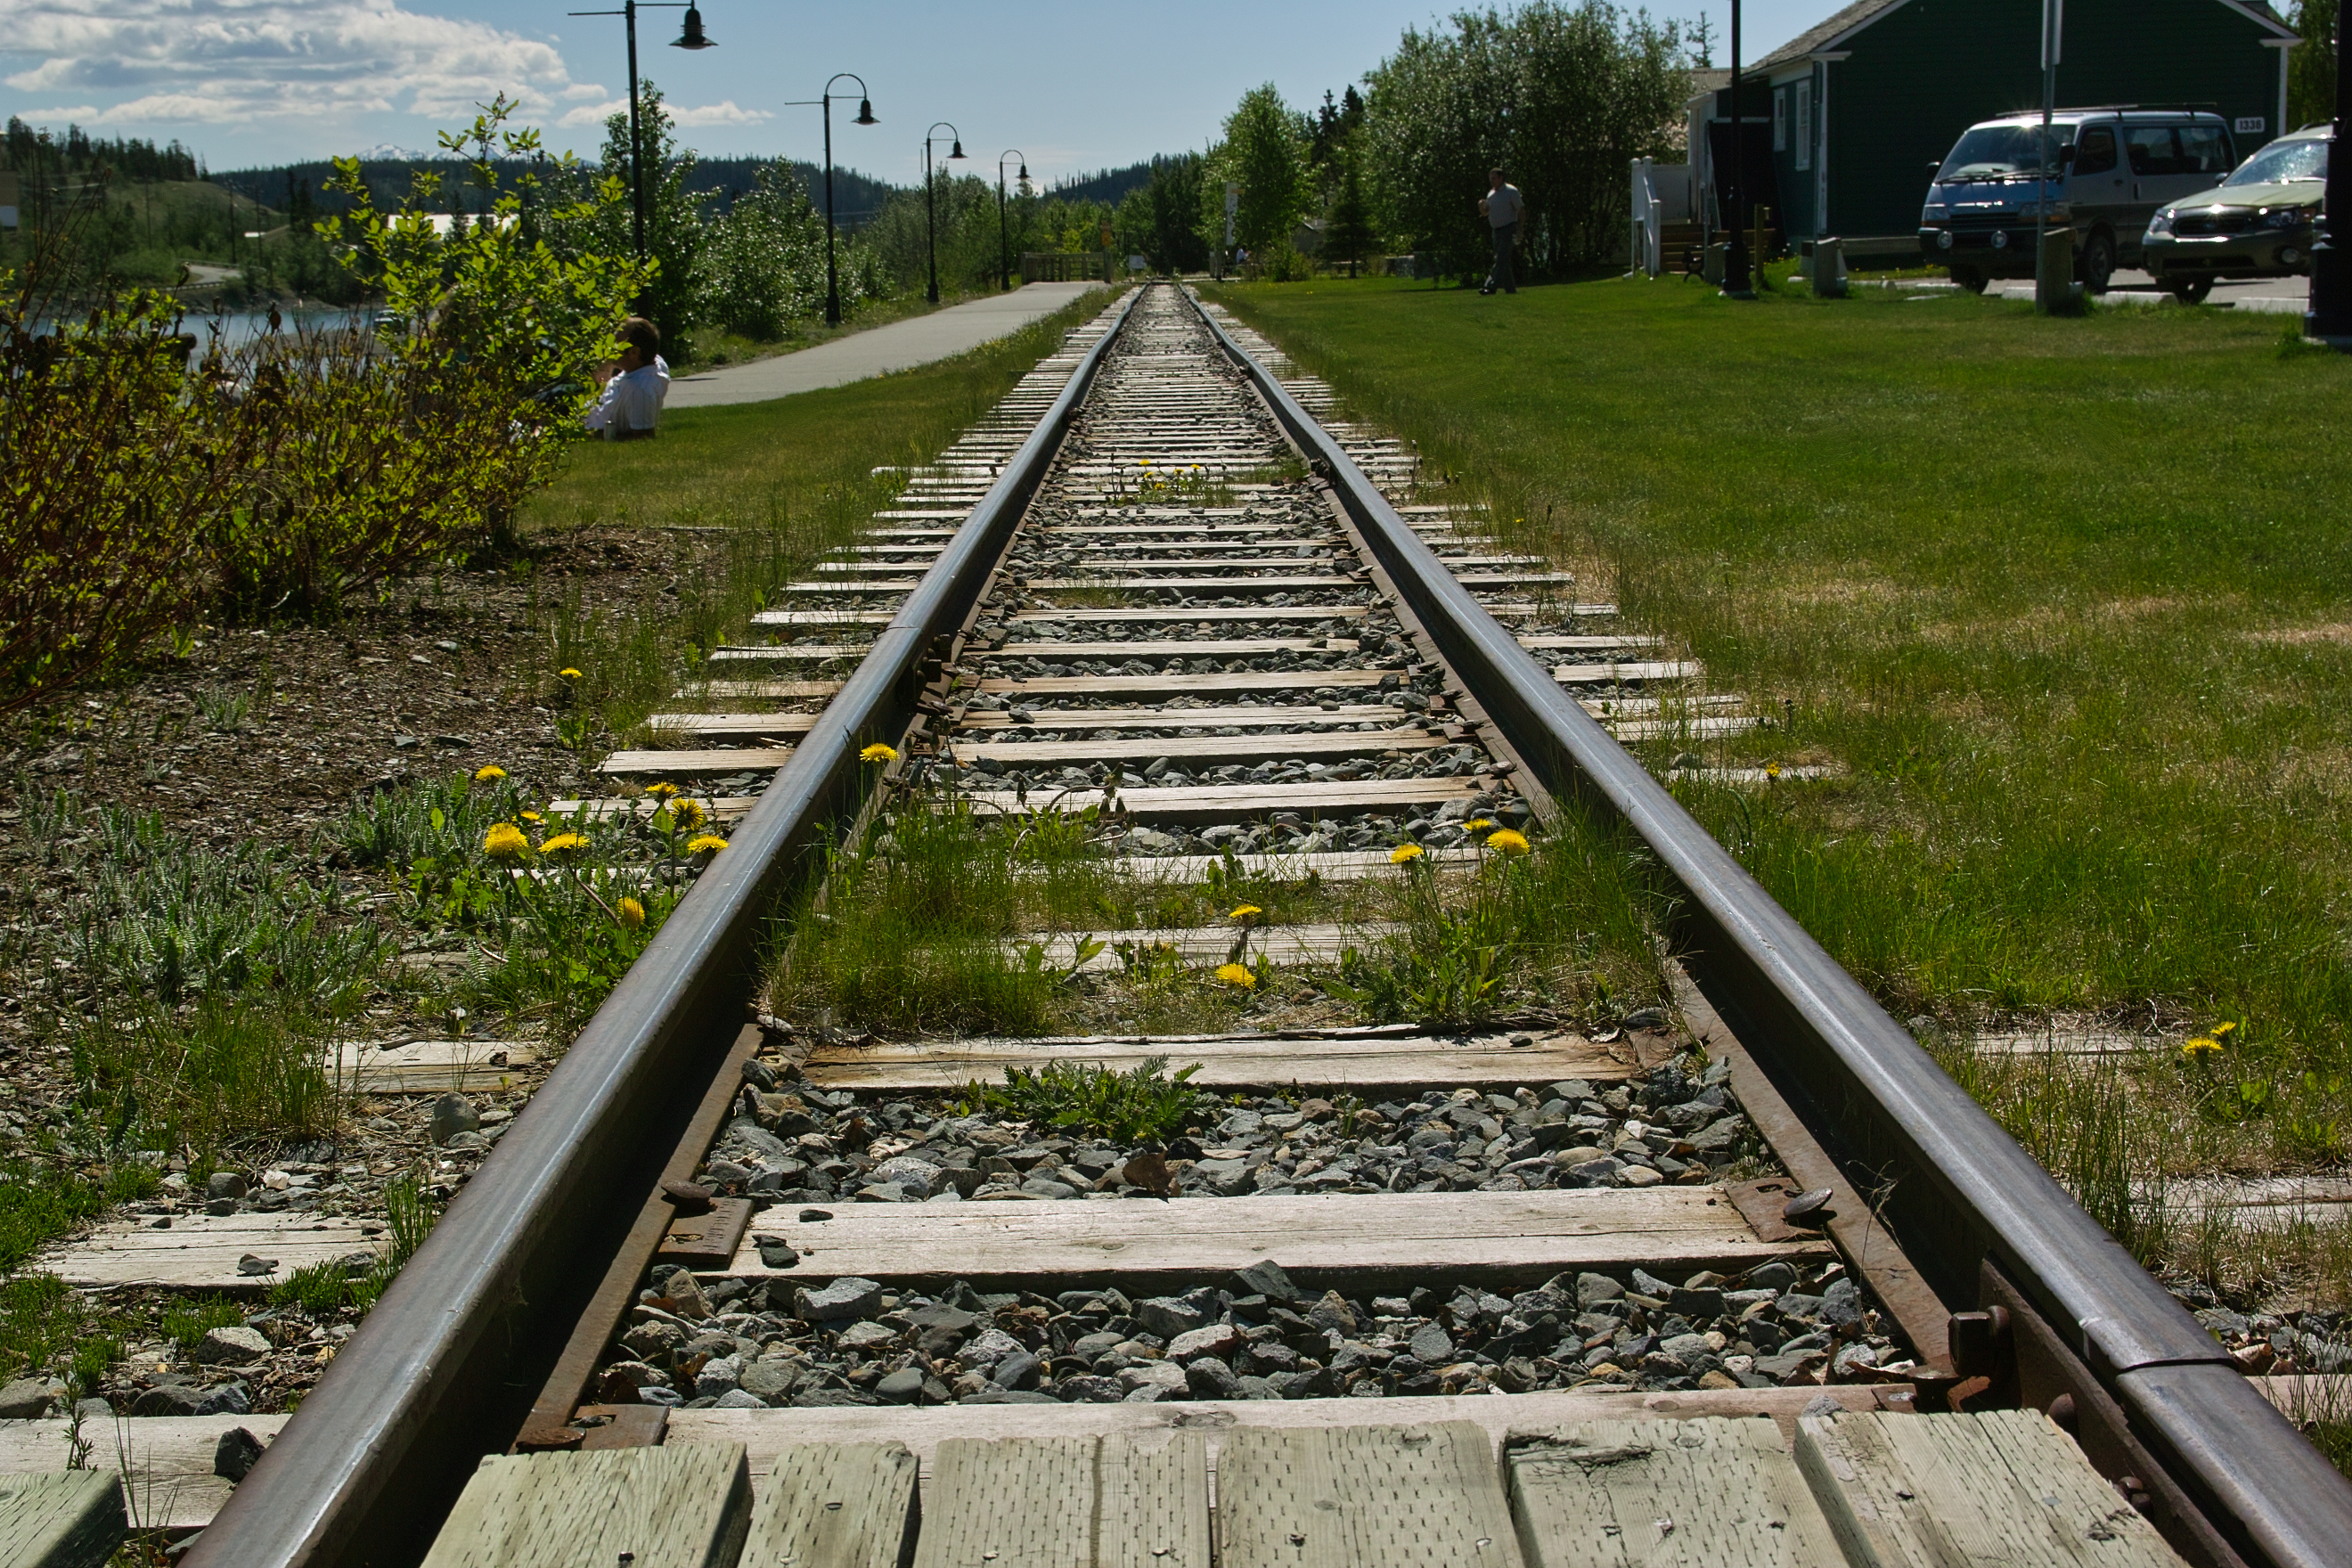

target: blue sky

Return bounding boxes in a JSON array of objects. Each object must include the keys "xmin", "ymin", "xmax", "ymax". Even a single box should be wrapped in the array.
[{"xmin": 1, "ymin": 0, "xmax": 1822, "ymax": 182}]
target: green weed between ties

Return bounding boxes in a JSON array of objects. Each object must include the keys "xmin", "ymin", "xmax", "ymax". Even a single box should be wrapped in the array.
[
  {"xmin": 961, "ymin": 1058, "xmax": 1204, "ymax": 1144},
  {"xmin": 1327, "ymin": 815, "xmax": 1669, "ymax": 1029}
]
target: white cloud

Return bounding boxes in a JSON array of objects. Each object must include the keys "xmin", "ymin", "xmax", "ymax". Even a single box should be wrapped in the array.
[
  {"xmin": 0, "ymin": 0, "xmax": 576, "ymax": 127},
  {"xmin": 557, "ymin": 97, "xmax": 627, "ymax": 129},
  {"xmin": 667, "ymin": 100, "xmax": 769, "ymax": 127},
  {"xmin": 558, "ymin": 96, "xmax": 769, "ymax": 129}
]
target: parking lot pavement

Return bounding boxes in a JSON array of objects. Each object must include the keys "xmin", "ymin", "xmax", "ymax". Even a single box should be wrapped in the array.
[{"xmin": 1988, "ymin": 268, "xmax": 2309, "ymax": 314}]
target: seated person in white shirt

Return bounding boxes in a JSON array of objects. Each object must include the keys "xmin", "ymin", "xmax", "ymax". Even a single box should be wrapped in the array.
[{"xmin": 584, "ymin": 315, "xmax": 670, "ymax": 440}]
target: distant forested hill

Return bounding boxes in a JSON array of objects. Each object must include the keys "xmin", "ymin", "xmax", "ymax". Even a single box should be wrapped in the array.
[
  {"xmin": 1044, "ymin": 162, "xmax": 1157, "ymax": 206},
  {"xmin": 211, "ymin": 155, "xmax": 902, "ymax": 228}
]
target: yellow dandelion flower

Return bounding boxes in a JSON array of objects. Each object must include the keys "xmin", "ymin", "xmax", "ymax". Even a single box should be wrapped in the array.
[
  {"xmin": 2211, "ymin": 1021, "xmax": 2239, "ymax": 1039},
  {"xmin": 1213, "ymin": 962, "xmax": 1257, "ymax": 989},
  {"xmin": 644, "ymin": 781, "xmax": 680, "ymax": 802},
  {"xmin": 520, "ymin": 810, "xmax": 543, "ymax": 823},
  {"xmin": 1461, "ymin": 818, "xmax": 1494, "ymax": 833},
  {"xmin": 1765, "ymin": 760, "xmax": 1784, "ymax": 780},
  {"xmin": 539, "ymin": 831, "xmax": 588, "ymax": 857},
  {"xmin": 686, "ymin": 834, "xmax": 729, "ymax": 856},
  {"xmin": 861, "ymin": 743, "xmax": 899, "ymax": 764},
  {"xmin": 559, "ymin": 667, "xmax": 584, "ymax": 681},
  {"xmin": 1391, "ymin": 843, "xmax": 1425, "ymax": 864},
  {"xmin": 1486, "ymin": 828, "xmax": 1531, "ymax": 854},
  {"xmin": 473, "ymin": 764, "xmax": 507, "ymax": 783},
  {"xmin": 617, "ymin": 895, "xmax": 646, "ymax": 928},
  {"xmin": 671, "ymin": 798, "xmax": 707, "ymax": 831},
  {"xmin": 482, "ymin": 822, "xmax": 530, "ymax": 858},
  {"xmin": 2184, "ymin": 1036, "xmax": 2222, "ymax": 1058},
  {"xmin": 1228, "ymin": 903, "xmax": 1263, "ymax": 923}
]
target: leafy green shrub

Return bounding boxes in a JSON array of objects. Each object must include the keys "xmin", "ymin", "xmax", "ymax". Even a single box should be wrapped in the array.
[
  {"xmin": 0, "ymin": 232, "xmax": 266, "ymax": 715},
  {"xmin": 217, "ymin": 101, "xmax": 650, "ymax": 616},
  {"xmin": 964, "ymin": 1058, "xmax": 1203, "ymax": 1143},
  {"xmin": 696, "ymin": 160, "xmax": 830, "ymax": 340}
]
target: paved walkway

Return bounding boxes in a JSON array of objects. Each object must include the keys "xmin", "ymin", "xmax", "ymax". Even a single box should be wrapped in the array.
[{"xmin": 666, "ymin": 282, "xmax": 1107, "ymax": 408}]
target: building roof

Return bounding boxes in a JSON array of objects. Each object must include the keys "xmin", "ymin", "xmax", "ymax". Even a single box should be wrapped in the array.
[{"xmin": 1750, "ymin": 0, "xmax": 2296, "ymax": 74}]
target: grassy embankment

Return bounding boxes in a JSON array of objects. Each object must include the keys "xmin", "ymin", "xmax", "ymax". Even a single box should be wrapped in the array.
[{"xmin": 1215, "ymin": 271, "xmax": 2352, "ymax": 1304}]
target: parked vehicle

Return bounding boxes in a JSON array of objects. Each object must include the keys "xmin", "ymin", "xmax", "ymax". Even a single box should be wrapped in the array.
[
  {"xmin": 1918, "ymin": 109, "xmax": 2236, "ymax": 293},
  {"xmin": 2143, "ymin": 125, "xmax": 2332, "ymax": 303}
]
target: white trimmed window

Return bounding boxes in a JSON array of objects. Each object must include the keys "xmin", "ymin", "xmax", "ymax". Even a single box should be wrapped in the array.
[{"xmin": 1794, "ymin": 80, "xmax": 1815, "ymax": 171}]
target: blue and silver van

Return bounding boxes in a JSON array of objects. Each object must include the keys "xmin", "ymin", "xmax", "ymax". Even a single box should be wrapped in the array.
[{"xmin": 1917, "ymin": 109, "xmax": 2236, "ymax": 293}]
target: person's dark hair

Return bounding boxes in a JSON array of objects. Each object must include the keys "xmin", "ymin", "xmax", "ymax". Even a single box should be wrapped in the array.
[{"xmin": 617, "ymin": 315, "xmax": 660, "ymax": 359}]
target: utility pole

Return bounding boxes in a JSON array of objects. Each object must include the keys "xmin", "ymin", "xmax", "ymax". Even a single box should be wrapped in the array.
[
  {"xmin": 1723, "ymin": 0, "xmax": 1753, "ymax": 297},
  {"xmin": 2308, "ymin": 1, "xmax": 2351, "ymax": 338},
  {"xmin": 2033, "ymin": 0, "xmax": 2062, "ymax": 312}
]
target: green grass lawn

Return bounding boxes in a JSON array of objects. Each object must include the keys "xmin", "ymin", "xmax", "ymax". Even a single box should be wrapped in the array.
[{"xmin": 1215, "ymin": 272, "xmax": 2352, "ymax": 1180}]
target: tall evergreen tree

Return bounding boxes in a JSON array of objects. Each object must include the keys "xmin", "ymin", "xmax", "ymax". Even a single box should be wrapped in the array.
[{"xmin": 1325, "ymin": 141, "xmax": 1377, "ymax": 276}]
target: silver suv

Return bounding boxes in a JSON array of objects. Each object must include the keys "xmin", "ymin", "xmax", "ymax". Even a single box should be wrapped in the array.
[
  {"xmin": 2144, "ymin": 125, "xmax": 2331, "ymax": 303},
  {"xmin": 1919, "ymin": 109, "xmax": 2236, "ymax": 293}
]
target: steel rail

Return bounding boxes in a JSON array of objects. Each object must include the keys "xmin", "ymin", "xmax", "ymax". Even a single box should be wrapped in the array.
[
  {"xmin": 1187, "ymin": 288, "xmax": 2352, "ymax": 1568},
  {"xmin": 184, "ymin": 283, "xmax": 1140, "ymax": 1568}
]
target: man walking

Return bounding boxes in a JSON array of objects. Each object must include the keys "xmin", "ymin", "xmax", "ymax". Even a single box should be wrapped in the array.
[{"xmin": 1479, "ymin": 168, "xmax": 1523, "ymax": 295}]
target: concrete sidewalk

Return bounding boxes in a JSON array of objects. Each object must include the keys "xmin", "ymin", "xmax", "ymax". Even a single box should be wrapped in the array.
[
  {"xmin": 666, "ymin": 282, "xmax": 1107, "ymax": 409},
  {"xmin": 1986, "ymin": 267, "xmax": 2308, "ymax": 314}
]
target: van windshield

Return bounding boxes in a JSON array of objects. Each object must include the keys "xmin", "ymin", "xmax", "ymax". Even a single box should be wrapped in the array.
[
  {"xmin": 2224, "ymin": 137, "xmax": 2329, "ymax": 187},
  {"xmin": 1937, "ymin": 124, "xmax": 2068, "ymax": 182}
]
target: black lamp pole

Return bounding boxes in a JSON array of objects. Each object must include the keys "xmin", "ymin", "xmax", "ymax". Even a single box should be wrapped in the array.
[
  {"xmin": 2307, "ymin": 4, "xmax": 2351, "ymax": 339},
  {"xmin": 783, "ymin": 74, "xmax": 878, "ymax": 327},
  {"xmin": 998, "ymin": 149, "xmax": 1028, "ymax": 292},
  {"xmin": 1723, "ymin": 0, "xmax": 1753, "ymax": 296},
  {"xmin": 567, "ymin": 1, "xmax": 715, "ymax": 265},
  {"xmin": 924, "ymin": 122, "xmax": 966, "ymax": 306}
]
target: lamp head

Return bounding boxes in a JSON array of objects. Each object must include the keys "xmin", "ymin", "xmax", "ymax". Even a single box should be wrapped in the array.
[
  {"xmin": 854, "ymin": 97, "xmax": 877, "ymax": 126},
  {"xmin": 950, "ymin": 139, "xmax": 966, "ymax": 159},
  {"xmin": 1018, "ymin": 162, "xmax": 1029, "ymax": 180},
  {"xmin": 671, "ymin": 4, "xmax": 713, "ymax": 48}
]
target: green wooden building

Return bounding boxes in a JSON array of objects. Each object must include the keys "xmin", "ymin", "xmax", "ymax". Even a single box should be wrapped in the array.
[{"xmin": 1692, "ymin": 0, "xmax": 2302, "ymax": 260}]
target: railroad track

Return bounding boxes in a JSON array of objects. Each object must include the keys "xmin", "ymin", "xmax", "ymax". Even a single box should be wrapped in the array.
[{"xmin": 180, "ymin": 284, "xmax": 2352, "ymax": 1568}]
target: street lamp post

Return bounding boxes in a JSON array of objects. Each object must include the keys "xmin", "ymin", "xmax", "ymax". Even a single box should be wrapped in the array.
[
  {"xmin": 2307, "ymin": 3, "xmax": 2351, "ymax": 339},
  {"xmin": 566, "ymin": 1, "xmax": 715, "ymax": 263},
  {"xmin": 924, "ymin": 123, "xmax": 967, "ymax": 306},
  {"xmin": 783, "ymin": 75, "xmax": 878, "ymax": 327},
  {"xmin": 997, "ymin": 150, "xmax": 1028, "ymax": 292},
  {"xmin": 1722, "ymin": 0, "xmax": 1753, "ymax": 297}
]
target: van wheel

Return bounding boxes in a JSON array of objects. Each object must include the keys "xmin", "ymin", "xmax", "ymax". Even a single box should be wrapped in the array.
[
  {"xmin": 1950, "ymin": 266, "xmax": 1987, "ymax": 294},
  {"xmin": 2080, "ymin": 231, "xmax": 2117, "ymax": 295},
  {"xmin": 2169, "ymin": 274, "xmax": 2214, "ymax": 305}
]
